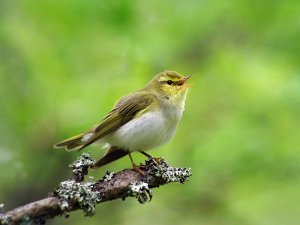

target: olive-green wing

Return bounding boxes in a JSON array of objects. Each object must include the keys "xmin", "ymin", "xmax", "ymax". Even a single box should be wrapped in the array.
[
  {"xmin": 79, "ymin": 92, "xmax": 157, "ymax": 149},
  {"xmin": 54, "ymin": 92, "xmax": 157, "ymax": 151}
]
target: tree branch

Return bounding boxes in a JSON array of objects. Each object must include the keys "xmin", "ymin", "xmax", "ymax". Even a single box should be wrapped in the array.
[{"xmin": 0, "ymin": 153, "xmax": 192, "ymax": 225}]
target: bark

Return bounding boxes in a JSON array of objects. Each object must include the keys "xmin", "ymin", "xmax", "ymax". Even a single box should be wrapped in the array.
[{"xmin": 0, "ymin": 154, "xmax": 192, "ymax": 225}]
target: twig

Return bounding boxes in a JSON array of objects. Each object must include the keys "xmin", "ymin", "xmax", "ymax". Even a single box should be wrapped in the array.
[{"xmin": 0, "ymin": 153, "xmax": 192, "ymax": 225}]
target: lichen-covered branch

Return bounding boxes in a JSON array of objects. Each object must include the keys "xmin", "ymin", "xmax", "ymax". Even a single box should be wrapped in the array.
[{"xmin": 0, "ymin": 153, "xmax": 192, "ymax": 225}]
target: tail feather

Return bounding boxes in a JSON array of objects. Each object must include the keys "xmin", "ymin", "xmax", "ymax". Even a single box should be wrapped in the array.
[
  {"xmin": 55, "ymin": 134, "xmax": 129, "ymax": 168},
  {"xmin": 54, "ymin": 133, "xmax": 85, "ymax": 151},
  {"xmin": 92, "ymin": 146, "xmax": 128, "ymax": 169}
]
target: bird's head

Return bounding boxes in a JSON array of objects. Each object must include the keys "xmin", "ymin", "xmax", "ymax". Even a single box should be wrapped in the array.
[{"xmin": 148, "ymin": 70, "xmax": 192, "ymax": 101}]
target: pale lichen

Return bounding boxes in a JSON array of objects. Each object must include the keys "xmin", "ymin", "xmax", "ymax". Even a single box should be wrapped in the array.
[
  {"xmin": 101, "ymin": 171, "xmax": 115, "ymax": 182},
  {"xmin": 126, "ymin": 181, "xmax": 152, "ymax": 204},
  {"xmin": 124, "ymin": 158, "xmax": 191, "ymax": 204},
  {"xmin": 0, "ymin": 204, "xmax": 12, "ymax": 225},
  {"xmin": 51, "ymin": 153, "xmax": 100, "ymax": 216},
  {"xmin": 53, "ymin": 180, "xmax": 101, "ymax": 216},
  {"xmin": 69, "ymin": 153, "xmax": 95, "ymax": 182},
  {"xmin": 144, "ymin": 158, "xmax": 192, "ymax": 184},
  {"xmin": 0, "ymin": 215, "xmax": 12, "ymax": 225}
]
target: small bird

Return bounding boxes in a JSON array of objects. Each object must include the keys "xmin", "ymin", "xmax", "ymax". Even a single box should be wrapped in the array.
[{"xmin": 54, "ymin": 70, "xmax": 191, "ymax": 170}]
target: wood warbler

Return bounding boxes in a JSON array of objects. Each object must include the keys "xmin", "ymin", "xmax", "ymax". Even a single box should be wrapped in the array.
[{"xmin": 54, "ymin": 70, "xmax": 191, "ymax": 169}]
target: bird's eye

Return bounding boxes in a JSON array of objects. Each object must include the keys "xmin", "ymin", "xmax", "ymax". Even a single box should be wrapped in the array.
[{"xmin": 167, "ymin": 80, "xmax": 173, "ymax": 85}]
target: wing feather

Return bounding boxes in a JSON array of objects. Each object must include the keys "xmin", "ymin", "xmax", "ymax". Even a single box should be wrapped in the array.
[{"xmin": 77, "ymin": 92, "xmax": 157, "ymax": 150}]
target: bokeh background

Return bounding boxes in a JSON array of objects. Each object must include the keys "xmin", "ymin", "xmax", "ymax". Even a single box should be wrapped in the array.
[{"xmin": 1, "ymin": 1, "xmax": 300, "ymax": 225}]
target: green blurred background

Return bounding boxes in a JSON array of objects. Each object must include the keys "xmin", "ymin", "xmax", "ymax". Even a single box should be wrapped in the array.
[{"xmin": 1, "ymin": 0, "xmax": 300, "ymax": 224}]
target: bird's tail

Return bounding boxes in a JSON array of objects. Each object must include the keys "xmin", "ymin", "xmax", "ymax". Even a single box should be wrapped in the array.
[
  {"xmin": 92, "ymin": 146, "xmax": 128, "ymax": 169},
  {"xmin": 54, "ymin": 133, "xmax": 86, "ymax": 151},
  {"xmin": 54, "ymin": 134, "xmax": 129, "ymax": 168}
]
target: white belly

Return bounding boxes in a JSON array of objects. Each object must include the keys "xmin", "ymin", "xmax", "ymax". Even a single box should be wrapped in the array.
[{"xmin": 103, "ymin": 110, "xmax": 180, "ymax": 151}]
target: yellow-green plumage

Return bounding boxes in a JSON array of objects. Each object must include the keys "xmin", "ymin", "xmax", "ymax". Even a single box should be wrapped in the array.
[
  {"xmin": 54, "ymin": 92, "xmax": 156, "ymax": 151},
  {"xmin": 54, "ymin": 70, "xmax": 191, "ymax": 168}
]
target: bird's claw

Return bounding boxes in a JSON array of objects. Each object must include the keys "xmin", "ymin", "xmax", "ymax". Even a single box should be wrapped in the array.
[
  {"xmin": 151, "ymin": 157, "xmax": 162, "ymax": 165},
  {"xmin": 133, "ymin": 164, "xmax": 146, "ymax": 176}
]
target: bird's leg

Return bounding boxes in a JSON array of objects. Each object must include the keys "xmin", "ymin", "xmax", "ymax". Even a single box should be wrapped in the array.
[
  {"xmin": 140, "ymin": 151, "xmax": 161, "ymax": 165},
  {"xmin": 128, "ymin": 152, "xmax": 145, "ymax": 176},
  {"xmin": 140, "ymin": 151, "xmax": 153, "ymax": 158}
]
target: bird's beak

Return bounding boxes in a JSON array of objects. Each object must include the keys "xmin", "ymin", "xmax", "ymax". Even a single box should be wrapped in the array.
[
  {"xmin": 184, "ymin": 75, "xmax": 192, "ymax": 81},
  {"xmin": 178, "ymin": 75, "xmax": 192, "ymax": 86}
]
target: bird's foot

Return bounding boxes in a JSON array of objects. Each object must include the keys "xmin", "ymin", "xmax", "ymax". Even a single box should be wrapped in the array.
[
  {"xmin": 133, "ymin": 164, "xmax": 146, "ymax": 176},
  {"xmin": 140, "ymin": 151, "xmax": 162, "ymax": 165},
  {"xmin": 151, "ymin": 157, "xmax": 162, "ymax": 165}
]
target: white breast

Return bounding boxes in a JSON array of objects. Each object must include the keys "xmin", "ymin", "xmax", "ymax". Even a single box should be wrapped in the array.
[{"xmin": 103, "ymin": 106, "xmax": 183, "ymax": 152}]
